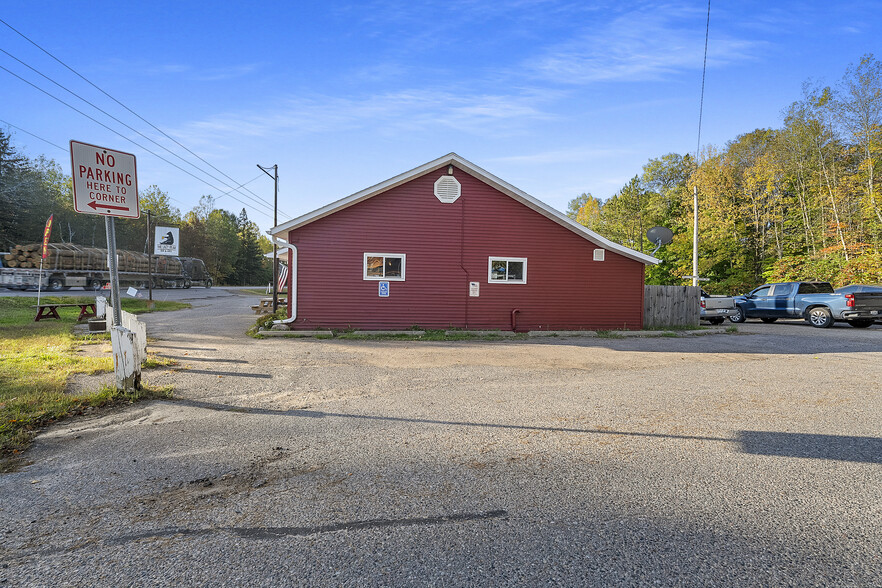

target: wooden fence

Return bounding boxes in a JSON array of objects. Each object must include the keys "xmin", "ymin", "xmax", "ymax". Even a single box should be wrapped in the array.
[{"xmin": 644, "ymin": 285, "xmax": 700, "ymax": 328}]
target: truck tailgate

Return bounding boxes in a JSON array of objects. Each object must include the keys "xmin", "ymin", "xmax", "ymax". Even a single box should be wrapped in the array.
[
  {"xmin": 853, "ymin": 292, "xmax": 882, "ymax": 314},
  {"xmin": 703, "ymin": 297, "xmax": 735, "ymax": 310}
]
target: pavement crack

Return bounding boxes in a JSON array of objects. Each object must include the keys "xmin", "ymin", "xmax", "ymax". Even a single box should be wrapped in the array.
[{"xmin": 106, "ymin": 509, "xmax": 508, "ymax": 545}]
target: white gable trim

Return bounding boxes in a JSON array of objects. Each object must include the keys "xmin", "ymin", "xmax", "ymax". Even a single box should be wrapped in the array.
[{"xmin": 269, "ymin": 153, "xmax": 659, "ymax": 265}]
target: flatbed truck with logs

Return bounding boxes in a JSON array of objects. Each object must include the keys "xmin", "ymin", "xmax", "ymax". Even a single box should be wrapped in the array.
[{"xmin": 1, "ymin": 243, "xmax": 212, "ymax": 291}]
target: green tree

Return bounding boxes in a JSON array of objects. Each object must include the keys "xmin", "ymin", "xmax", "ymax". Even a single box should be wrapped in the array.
[
  {"xmin": 566, "ymin": 192, "xmax": 603, "ymax": 229},
  {"xmin": 834, "ymin": 53, "xmax": 882, "ymax": 240},
  {"xmin": 233, "ymin": 208, "xmax": 271, "ymax": 285},
  {"xmin": 141, "ymin": 185, "xmax": 181, "ymax": 227}
]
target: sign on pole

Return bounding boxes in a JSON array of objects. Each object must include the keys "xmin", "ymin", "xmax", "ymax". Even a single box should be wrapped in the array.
[
  {"xmin": 70, "ymin": 140, "xmax": 139, "ymax": 219},
  {"xmin": 154, "ymin": 226, "xmax": 179, "ymax": 256}
]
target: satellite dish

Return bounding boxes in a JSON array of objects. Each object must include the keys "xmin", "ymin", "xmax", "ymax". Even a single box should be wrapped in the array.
[{"xmin": 646, "ymin": 226, "xmax": 674, "ymax": 255}]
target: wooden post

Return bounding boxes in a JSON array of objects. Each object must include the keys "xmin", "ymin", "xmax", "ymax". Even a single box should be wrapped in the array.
[{"xmin": 111, "ymin": 326, "xmax": 141, "ymax": 392}]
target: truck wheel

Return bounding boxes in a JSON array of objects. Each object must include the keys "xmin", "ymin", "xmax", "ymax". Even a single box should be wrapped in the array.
[
  {"xmin": 728, "ymin": 307, "xmax": 746, "ymax": 323},
  {"xmin": 47, "ymin": 277, "xmax": 64, "ymax": 291},
  {"xmin": 184, "ymin": 279, "xmax": 192, "ymax": 289},
  {"xmin": 848, "ymin": 319, "xmax": 874, "ymax": 328},
  {"xmin": 806, "ymin": 307, "xmax": 834, "ymax": 328},
  {"xmin": 760, "ymin": 317, "xmax": 778, "ymax": 323},
  {"xmin": 87, "ymin": 279, "xmax": 102, "ymax": 291},
  {"xmin": 205, "ymin": 279, "xmax": 212, "ymax": 289}
]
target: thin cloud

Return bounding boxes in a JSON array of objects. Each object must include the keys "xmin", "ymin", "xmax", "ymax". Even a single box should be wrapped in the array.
[
  {"xmin": 193, "ymin": 63, "xmax": 263, "ymax": 82},
  {"xmin": 172, "ymin": 88, "xmax": 556, "ymax": 146},
  {"xmin": 524, "ymin": 4, "xmax": 762, "ymax": 84},
  {"xmin": 488, "ymin": 147, "xmax": 635, "ymax": 165},
  {"xmin": 141, "ymin": 62, "xmax": 261, "ymax": 81},
  {"xmin": 143, "ymin": 63, "xmax": 191, "ymax": 75}
]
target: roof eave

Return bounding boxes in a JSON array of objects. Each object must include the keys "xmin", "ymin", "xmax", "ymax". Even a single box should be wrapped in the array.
[{"xmin": 268, "ymin": 152, "xmax": 659, "ymax": 265}]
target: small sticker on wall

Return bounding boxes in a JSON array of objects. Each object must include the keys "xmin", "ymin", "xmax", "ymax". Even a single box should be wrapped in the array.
[
  {"xmin": 469, "ymin": 281, "xmax": 480, "ymax": 297},
  {"xmin": 379, "ymin": 281, "xmax": 390, "ymax": 297}
]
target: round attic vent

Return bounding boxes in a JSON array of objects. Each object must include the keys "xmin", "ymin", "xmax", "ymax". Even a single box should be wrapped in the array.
[{"xmin": 434, "ymin": 175, "xmax": 461, "ymax": 203}]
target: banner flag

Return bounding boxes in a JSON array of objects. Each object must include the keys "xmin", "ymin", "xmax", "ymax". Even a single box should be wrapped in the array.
[{"xmin": 41, "ymin": 214, "xmax": 54, "ymax": 259}]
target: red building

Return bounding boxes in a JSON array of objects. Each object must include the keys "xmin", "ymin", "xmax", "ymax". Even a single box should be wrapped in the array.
[{"xmin": 269, "ymin": 154, "xmax": 658, "ymax": 331}]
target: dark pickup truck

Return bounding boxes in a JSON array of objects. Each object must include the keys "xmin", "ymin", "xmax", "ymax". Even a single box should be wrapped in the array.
[{"xmin": 729, "ymin": 281, "xmax": 882, "ymax": 328}]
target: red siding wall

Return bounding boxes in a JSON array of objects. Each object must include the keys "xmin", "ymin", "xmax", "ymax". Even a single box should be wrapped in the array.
[{"xmin": 286, "ymin": 165, "xmax": 646, "ymax": 331}]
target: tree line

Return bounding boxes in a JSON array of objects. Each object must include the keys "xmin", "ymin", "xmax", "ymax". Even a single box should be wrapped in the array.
[
  {"xmin": 0, "ymin": 130, "xmax": 274, "ymax": 286},
  {"xmin": 568, "ymin": 54, "xmax": 882, "ymax": 294}
]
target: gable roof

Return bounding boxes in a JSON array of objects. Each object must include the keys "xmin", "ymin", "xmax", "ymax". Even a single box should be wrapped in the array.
[{"xmin": 269, "ymin": 153, "xmax": 659, "ymax": 265}]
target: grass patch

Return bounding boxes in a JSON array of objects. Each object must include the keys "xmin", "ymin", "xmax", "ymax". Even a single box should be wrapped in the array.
[
  {"xmin": 329, "ymin": 329, "xmax": 527, "ymax": 341},
  {"xmin": 1, "ymin": 384, "xmax": 172, "ymax": 469},
  {"xmin": 643, "ymin": 324, "xmax": 704, "ymax": 331},
  {"xmin": 249, "ymin": 318, "xmax": 530, "ymax": 341},
  {"xmin": 335, "ymin": 332, "xmax": 412, "ymax": 340},
  {"xmin": 248, "ymin": 310, "xmax": 288, "ymax": 337},
  {"xmin": 142, "ymin": 354, "xmax": 177, "ymax": 369},
  {"xmin": 595, "ymin": 330, "xmax": 625, "ymax": 339},
  {"xmin": 239, "ymin": 288, "xmax": 274, "ymax": 296},
  {"xmin": 0, "ymin": 296, "xmax": 183, "ymax": 462},
  {"xmin": 123, "ymin": 299, "xmax": 191, "ymax": 314}
]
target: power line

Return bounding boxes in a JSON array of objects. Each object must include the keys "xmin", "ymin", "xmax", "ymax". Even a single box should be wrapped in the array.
[
  {"xmin": 0, "ymin": 17, "xmax": 275, "ymax": 210},
  {"xmin": 691, "ymin": 0, "xmax": 711, "ymax": 289},
  {"xmin": 0, "ymin": 118, "xmax": 67, "ymax": 152},
  {"xmin": 0, "ymin": 118, "xmax": 193, "ymax": 209},
  {"xmin": 0, "ymin": 47, "xmax": 284, "ymax": 216},
  {"xmin": 0, "ymin": 118, "xmax": 268, "ymax": 215},
  {"xmin": 696, "ymin": 0, "xmax": 711, "ymax": 158},
  {"xmin": 0, "ymin": 63, "xmax": 279, "ymax": 217}
]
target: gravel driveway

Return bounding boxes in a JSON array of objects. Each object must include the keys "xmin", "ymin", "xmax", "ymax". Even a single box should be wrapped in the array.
[{"xmin": 1, "ymin": 289, "xmax": 880, "ymax": 587}]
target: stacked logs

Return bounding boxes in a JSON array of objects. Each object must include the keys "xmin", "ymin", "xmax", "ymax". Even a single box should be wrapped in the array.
[
  {"xmin": 3, "ymin": 243, "xmax": 43, "ymax": 268},
  {"xmin": 3, "ymin": 243, "xmax": 183, "ymax": 275}
]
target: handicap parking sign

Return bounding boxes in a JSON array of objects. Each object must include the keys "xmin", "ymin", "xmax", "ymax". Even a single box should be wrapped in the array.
[{"xmin": 378, "ymin": 281, "xmax": 390, "ymax": 297}]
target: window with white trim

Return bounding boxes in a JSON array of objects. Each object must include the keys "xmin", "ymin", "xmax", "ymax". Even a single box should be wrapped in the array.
[
  {"xmin": 488, "ymin": 257, "xmax": 527, "ymax": 284},
  {"xmin": 593, "ymin": 248, "xmax": 605, "ymax": 261},
  {"xmin": 363, "ymin": 253, "xmax": 406, "ymax": 281}
]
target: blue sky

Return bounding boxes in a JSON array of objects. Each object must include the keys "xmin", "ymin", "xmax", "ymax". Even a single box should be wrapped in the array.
[{"xmin": 2, "ymin": 1, "xmax": 880, "ymax": 236}]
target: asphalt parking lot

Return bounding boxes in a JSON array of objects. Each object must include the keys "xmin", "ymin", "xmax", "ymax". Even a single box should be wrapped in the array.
[{"xmin": 1, "ymin": 290, "xmax": 880, "ymax": 587}]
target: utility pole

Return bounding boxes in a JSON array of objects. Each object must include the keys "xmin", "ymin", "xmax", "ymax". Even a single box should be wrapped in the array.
[
  {"xmin": 257, "ymin": 163, "xmax": 279, "ymax": 313},
  {"xmin": 145, "ymin": 209, "xmax": 154, "ymax": 305},
  {"xmin": 692, "ymin": 186, "xmax": 699, "ymax": 287}
]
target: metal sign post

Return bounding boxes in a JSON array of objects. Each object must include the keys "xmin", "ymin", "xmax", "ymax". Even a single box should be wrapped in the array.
[
  {"xmin": 70, "ymin": 141, "xmax": 139, "ymax": 390},
  {"xmin": 146, "ymin": 210, "xmax": 153, "ymax": 306},
  {"xmin": 104, "ymin": 217, "xmax": 122, "ymax": 327},
  {"xmin": 70, "ymin": 140, "xmax": 138, "ymax": 326}
]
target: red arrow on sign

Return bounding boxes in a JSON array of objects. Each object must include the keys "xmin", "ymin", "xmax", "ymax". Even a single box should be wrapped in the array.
[{"xmin": 87, "ymin": 201, "xmax": 130, "ymax": 212}]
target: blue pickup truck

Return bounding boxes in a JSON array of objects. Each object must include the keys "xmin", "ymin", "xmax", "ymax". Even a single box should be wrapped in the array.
[{"xmin": 728, "ymin": 281, "xmax": 882, "ymax": 328}]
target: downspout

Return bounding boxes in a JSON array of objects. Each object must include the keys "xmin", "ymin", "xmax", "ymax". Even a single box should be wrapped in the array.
[
  {"xmin": 272, "ymin": 238, "xmax": 297, "ymax": 324},
  {"xmin": 459, "ymin": 170, "xmax": 469, "ymax": 328}
]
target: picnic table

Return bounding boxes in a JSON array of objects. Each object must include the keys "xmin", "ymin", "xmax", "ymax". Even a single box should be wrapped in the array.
[
  {"xmin": 251, "ymin": 297, "xmax": 287, "ymax": 315},
  {"xmin": 32, "ymin": 302, "xmax": 97, "ymax": 322}
]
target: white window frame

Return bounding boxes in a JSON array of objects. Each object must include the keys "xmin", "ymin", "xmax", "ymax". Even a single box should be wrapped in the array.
[
  {"xmin": 363, "ymin": 252, "xmax": 406, "ymax": 281},
  {"xmin": 487, "ymin": 257, "xmax": 527, "ymax": 284}
]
